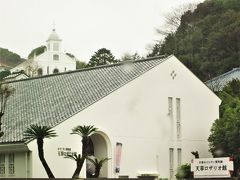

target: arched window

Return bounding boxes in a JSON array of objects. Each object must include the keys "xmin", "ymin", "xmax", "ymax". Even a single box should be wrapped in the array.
[
  {"xmin": 37, "ymin": 68, "xmax": 43, "ymax": 76},
  {"xmin": 53, "ymin": 54, "xmax": 59, "ymax": 60},
  {"xmin": 53, "ymin": 68, "xmax": 59, "ymax": 74}
]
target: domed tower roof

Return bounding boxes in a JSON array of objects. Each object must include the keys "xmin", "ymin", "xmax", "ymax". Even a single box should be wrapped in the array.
[{"xmin": 47, "ymin": 29, "xmax": 61, "ymax": 41}]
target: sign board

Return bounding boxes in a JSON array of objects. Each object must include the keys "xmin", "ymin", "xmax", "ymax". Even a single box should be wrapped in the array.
[
  {"xmin": 57, "ymin": 147, "xmax": 77, "ymax": 157},
  {"xmin": 191, "ymin": 157, "xmax": 234, "ymax": 178}
]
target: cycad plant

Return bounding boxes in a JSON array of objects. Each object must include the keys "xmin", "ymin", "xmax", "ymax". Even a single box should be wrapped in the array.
[
  {"xmin": 65, "ymin": 153, "xmax": 85, "ymax": 179},
  {"xmin": 24, "ymin": 124, "xmax": 57, "ymax": 178},
  {"xmin": 70, "ymin": 125, "xmax": 98, "ymax": 178},
  {"xmin": 87, "ymin": 157, "xmax": 111, "ymax": 178},
  {"xmin": 71, "ymin": 125, "xmax": 98, "ymax": 156}
]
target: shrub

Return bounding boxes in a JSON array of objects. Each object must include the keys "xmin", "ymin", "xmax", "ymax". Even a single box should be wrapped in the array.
[{"xmin": 175, "ymin": 163, "xmax": 193, "ymax": 179}]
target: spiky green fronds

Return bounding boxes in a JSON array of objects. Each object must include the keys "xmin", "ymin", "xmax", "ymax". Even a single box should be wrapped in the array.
[
  {"xmin": 87, "ymin": 157, "xmax": 111, "ymax": 168},
  {"xmin": 71, "ymin": 125, "xmax": 98, "ymax": 137},
  {"xmin": 23, "ymin": 124, "xmax": 57, "ymax": 142},
  {"xmin": 65, "ymin": 153, "xmax": 85, "ymax": 162}
]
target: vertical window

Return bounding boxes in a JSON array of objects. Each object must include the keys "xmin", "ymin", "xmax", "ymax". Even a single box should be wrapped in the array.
[
  {"xmin": 177, "ymin": 148, "xmax": 182, "ymax": 167},
  {"xmin": 53, "ymin": 43, "xmax": 59, "ymax": 51},
  {"xmin": 168, "ymin": 97, "xmax": 173, "ymax": 118},
  {"xmin": 64, "ymin": 67, "xmax": 66, "ymax": 72},
  {"xmin": 169, "ymin": 148, "xmax": 174, "ymax": 180},
  {"xmin": 168, "ymin": 97, "xmax": 173, "ymax": 139},
  {"xmin": 53, "ymin": 54, "xmax": 59, "ymax": 60},
  {"xmin": 0, "ymin": 154, "xmax": 5, "ymax": 175},
  {"xmin": 8, "ymin": 154, "xmax": 14, "ymax": 175},
  {"xmin": 47, "ymin": 66, "xmax": 49, "ymax": 75},
  {"xmin": 176, "ymin": 98, "xmax": 181, "ymax": 140}
]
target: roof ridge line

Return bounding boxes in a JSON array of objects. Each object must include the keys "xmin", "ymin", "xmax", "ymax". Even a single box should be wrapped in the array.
[
  {"xmin": 206, "ymin": 68, "xmax": 240, "ymax": 83},
  {"xmin": 2, "ymin": 55, "xmax": 169, "ymax": 84}
]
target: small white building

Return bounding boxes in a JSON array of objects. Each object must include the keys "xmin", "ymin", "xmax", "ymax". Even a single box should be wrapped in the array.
[
  {"xmin": 0, "ymin": 55, "xmax": 220, "ymax": 179},
  {"xmin": 3, "ymin": 71, "xmax": 29, "ymax": 82},
  {"xmin": 11, "ymin": 29, "xmax": 76, "ymax": 76}
]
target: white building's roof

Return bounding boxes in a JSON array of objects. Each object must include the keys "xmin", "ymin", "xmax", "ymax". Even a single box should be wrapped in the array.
[
  {"xmin": 47, "ymin": 29, "xmax": 61, "ymax": 41},
  {"xmin": 3, "ymin": 72, "xmax": 29, "ymax": 81},
  {"xmin": 1, "ymin": 55, "xmax": 169, "ymax": 143},
  {"xmin": 205, "ymin": 68, "xmax": 240, "ymax": 91}
]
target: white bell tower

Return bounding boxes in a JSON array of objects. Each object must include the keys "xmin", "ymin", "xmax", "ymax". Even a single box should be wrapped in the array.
[{"xmin": 46, "ymin": 28, "xmax": 62, "ymax": 52}]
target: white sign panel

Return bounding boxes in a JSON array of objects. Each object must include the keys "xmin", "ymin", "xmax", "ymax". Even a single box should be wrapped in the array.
[
  {"xmin": 57, "ymin": 147, "xmax": 77, "ymax": 157},
  {"xmin": 191, "ymin": 157, "xmax": 234, "ymax": 178}
]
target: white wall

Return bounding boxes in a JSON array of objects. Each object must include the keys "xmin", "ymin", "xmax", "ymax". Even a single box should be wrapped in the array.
[
  {"xmin": 10, "ymin": 52, "xmax": 76, "ymax": 76},
  {"xmin": 0, "ymin": 151, "xmax": 31, "ymax": 178},
  {"xmin": 27, "ymin": 56, "xmax": 220, "ymax": 179},
  {"xmin": 35, "ymin": 52, "xmax": 76, "ymax": 75}
]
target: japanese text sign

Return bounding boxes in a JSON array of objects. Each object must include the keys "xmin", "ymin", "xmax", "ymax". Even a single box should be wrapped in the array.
[{"xmin": 191, "ymin": 157, "xmax": 233, "ymax": 178}]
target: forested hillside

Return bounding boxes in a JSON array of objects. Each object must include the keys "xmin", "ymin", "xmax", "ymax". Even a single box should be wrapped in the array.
[
  {"xmin": 148, "ymin": 0, "xmax": 240, "ymax": 81},
  {"xmin": 0, "ymin": 48, "xmax": 25, "ymax": 67},
  {"xmin": 28, "ymin": 45, "xmax": 46, "ymax": 59}
]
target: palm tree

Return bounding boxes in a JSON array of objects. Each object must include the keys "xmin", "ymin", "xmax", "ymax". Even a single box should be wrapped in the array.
[
  {"xmin": 87, "ymin": 157, "xmax": 111, "ymax": 178},
  {"xmin": 24, "ymin": 124, "xmax": 57, "ymax": 178},
  {"xmin": 71, "ymin": 125, "xmax": 98, "ymax": 156},
  {"xmin": 65, "ymin": 153, "xmax": 85, "ymax": 179}
]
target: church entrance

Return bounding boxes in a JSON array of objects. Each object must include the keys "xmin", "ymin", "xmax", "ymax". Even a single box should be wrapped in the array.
[{"xmin": 87, "ymin": 132, "xmax": 111, "ymax": 178}]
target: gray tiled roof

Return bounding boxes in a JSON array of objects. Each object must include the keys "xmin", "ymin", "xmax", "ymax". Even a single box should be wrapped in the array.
[
  {"xmin": 4, "ymin": 72, "xmax": 29, "ymax": 81},
  {"xmin": 205, "ymin": 68, "xmax": 240, "ymax": 91},
  {"xmin": 1, "ymin": 55, "xmax": 169, "ymax": 143}
]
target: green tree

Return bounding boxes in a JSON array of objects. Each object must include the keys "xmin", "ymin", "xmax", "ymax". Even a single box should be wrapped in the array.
[
  {"xmin": 28, "ymin": 46, "xmax": 46, "ymax": 59},
  {"xmin": 87, "ymin": 48, "xmax": 118, "ymax": 67},
  {"xmin": 0, "ymin": 70, "xmax": 11, "ymax": 81},
  {"xmin": 87, "ymin": 157, "xmax": 110, "ymax": 178},
  {"xmin": 121, "ymin": 52, "xmax": 143, "ymax": 61},
  {"xmin": 65, "ymin": 153, "xmax": 85, "ymax": 179},
  {"xmin": 208, "ymin": 79, "xmax": 240, "ymax": 176},
  {"xmin": 175, "ymin": 164, "xmax": 193, "ymax": 179},
  {"xmin": 157, "ymin": 3, "xmax": 197, "ymax": 35},
  {"xmin": 76, "ymin": 61, "xmax": 87, "ymax": 69},
  {"xmin": 24, "ymin": 124, "xmax": 57, "ymax": 178},
  {"xmin": 147, "ymin": 42, "xmax": 162, "ymax": 58},
  {"xmin": 0, "ymin": 84, "xmax": 15, "ymax": 137},
  {"xmin": 148, "ymin": 0, "xmax": 240, "ymax": 81}
]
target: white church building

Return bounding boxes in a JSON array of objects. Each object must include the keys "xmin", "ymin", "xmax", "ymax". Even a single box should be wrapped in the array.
[
  {"xmin": 11, "ymin": 29, "xmax": 76, "ymax": 76},
  {"xmin": 0, "ymin": 55, "xmax": 220, "ymax": 179}
]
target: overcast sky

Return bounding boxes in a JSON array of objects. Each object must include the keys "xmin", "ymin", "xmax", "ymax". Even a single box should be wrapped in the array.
[{"xmin": 0, "ymin": 0, "xmax": 203, "ymax": 62}]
